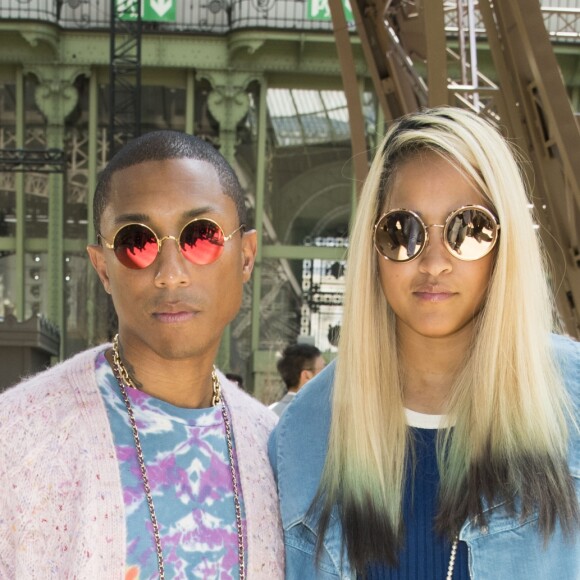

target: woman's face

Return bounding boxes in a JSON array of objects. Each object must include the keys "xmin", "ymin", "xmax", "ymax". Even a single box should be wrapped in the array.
[{"xmin": 377, "ymin": 152, "xmax": 496, "ymax": 341}]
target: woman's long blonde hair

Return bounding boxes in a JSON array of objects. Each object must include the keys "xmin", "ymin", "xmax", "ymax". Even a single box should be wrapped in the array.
[{"xmin": 312, "ymin": 107, "xmax": 578, "ymax": 571}]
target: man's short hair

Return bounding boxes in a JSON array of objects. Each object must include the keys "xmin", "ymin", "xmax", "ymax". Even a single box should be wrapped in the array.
[
  {"xmin": 93, "ymin": 131, "xmax": 247, "ymax": 233},
  {"xmin": 277, "ymin": 343, "xmax": 322, "ymax": 390}
]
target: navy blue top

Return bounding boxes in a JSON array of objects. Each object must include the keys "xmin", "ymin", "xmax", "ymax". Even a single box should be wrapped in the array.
[{"xmin": 363, "ymin": 428, "xmax": 469, "ymax": 580}]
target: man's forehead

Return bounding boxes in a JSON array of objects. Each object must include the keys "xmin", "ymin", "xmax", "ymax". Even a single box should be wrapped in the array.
[
  {"xmin": 101, "ymin": 158, "xmax": 236, "ymax": 226},
  {"xmin": 106, "ymin": 159, "xmax": 227, "ymax": 208},
  {"xmin": 109, "ymin": 157, "xmax": 220, "ymax": 188}
]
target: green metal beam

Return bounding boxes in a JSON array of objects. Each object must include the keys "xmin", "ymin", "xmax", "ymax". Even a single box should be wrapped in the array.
[
  {"xmin": 0, "ymin": 238, "xmax": 88, "ymax": 253},
  {"xmin": 0, "ymin": 24, "xmax": 578, "ymax": 92},
  {"xmin": 262, "ymin": 245, "xmax": 347, "ymax": 261},
  {"xmin": 47, "ymin": 156, "xmax": 64, "ymax": 354},
  {"xmin": 185, "ymin": 69, "xmax": 194, "ymax": 135},
  {"xmin": 15, "ymin": 67, "xmax": 25, "ymax": 321},
  {"xmin": 251, "ymin": 80, "xmax": 268, "ymax": 353},
  {"xmin": 87, "ymin": 69, "xmax": 98, "ymax": 344}
]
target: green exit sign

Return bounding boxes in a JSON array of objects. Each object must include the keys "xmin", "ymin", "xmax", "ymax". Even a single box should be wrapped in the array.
[
  {"xmin": 116, "ymin": 0, "xmax": 176, "ymax": 22},
  {"xmin": 307, "ymin": 0, "xmax": 354, "ymax": 23}
]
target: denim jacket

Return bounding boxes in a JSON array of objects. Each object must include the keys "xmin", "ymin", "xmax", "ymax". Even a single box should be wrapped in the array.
[{"xmin": 268, "ymin": 334, "xmax": 580, "ymax": 579}]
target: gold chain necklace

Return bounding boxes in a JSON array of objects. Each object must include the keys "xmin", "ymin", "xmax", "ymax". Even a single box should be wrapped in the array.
[{"xmin": 111, "ymin": 334, "xmax": 245, "ymax": 580}]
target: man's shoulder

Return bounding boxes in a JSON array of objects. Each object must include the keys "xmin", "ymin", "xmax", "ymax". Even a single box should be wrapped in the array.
[
  {"xmin": 220, "ymin": 373, "xmax": 278, "ymax": 432},
  {"xmin": 0, "ymin": 345, "xmax": 106, "ymax": 421},
  {"xmin": 269, "ymin": 392, "xmax": 294, "ymax": 416}
]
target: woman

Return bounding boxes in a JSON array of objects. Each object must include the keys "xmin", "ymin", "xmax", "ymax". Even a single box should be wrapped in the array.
[{"xmin": 268, "ymin": 107, "xmax": 579, "ymax": 579}]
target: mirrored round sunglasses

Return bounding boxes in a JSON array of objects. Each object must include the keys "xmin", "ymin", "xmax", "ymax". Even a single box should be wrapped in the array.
[
  {"xmin": 373, "ymin": 205, "xmax": 500, "ymax": 262},
  {"xmin": 98, "ymin": 218, "xmax": 245, "ymax": 269}
]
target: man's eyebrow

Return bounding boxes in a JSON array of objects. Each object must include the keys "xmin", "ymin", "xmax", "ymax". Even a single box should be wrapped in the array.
[
  {"xmin": 183, "ymin": 206, "xmax": 215, "ymax": 220},
  {"xmin": 112, "ymin": 206, "xmax": 216, "ymax": 227},
  {"xmin": 113, "ymin": 213, "xmax": 149, "ymax": 226}
]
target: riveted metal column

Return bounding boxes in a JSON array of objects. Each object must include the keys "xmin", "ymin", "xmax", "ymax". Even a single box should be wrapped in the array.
[
  {"xmin": 250, "ymin": 79, "xmax": 267, "ymax": 354},
  {"xmin": 15, "ymin": 68, "xmax": 25, "ymax": 321},
  {"xmin": 201, "ymin": 70, "xmax": 255, "ymax": 369},
  {"xmin": 46, "ymin": 128, "xmax": 65, "ymax": 355},
  {"xmin": 185, "ymin": 69, "xmax": 195, "ymax": 135},
  {"xmin": 87, "ymin": 70, "xmax": 98, "ymax": 344},
  {"xmin": 423, "ymin": 0, "xmax": 447, "ymax": 106},
  {"xmin": 329, "ymin": 0, "xmax": 368, "ymax": 196},
  {"xmin": 32, "ymin": 65, "xmax": 82, "ymax": 356}
]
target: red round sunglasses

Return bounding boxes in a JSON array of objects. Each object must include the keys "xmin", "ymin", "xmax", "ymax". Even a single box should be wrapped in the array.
[{"xmin": 98, "ymin": 218, "xmax": 246, "ymax": 269}]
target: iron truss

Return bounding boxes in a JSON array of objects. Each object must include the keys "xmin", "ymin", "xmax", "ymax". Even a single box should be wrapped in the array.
[
  {"xmin": 330, "ymin": 0, "xmax": 580, "ymax": 338},
  {"xmin": 0, "ymin": 149, "xmax": 66, "ymax": 173}
]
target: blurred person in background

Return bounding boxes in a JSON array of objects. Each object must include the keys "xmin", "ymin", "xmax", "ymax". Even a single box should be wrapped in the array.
[{"xmin": 270, "ymin": 343, "xmax": 325, "ymax": 417}]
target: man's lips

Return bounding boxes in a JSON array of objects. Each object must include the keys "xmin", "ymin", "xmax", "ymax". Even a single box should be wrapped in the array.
[{"xmin": 152, "ymin": 303, "xmax": 200, "ymax": 322}]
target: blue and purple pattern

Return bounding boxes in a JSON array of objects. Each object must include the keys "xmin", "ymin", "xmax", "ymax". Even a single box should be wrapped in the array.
[{"xmin": 95, "ymin": 351, "xmax": 245, "ymax": 580}]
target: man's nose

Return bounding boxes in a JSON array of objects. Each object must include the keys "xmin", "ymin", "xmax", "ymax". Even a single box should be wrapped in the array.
[{"xmin": 153, "ymin": 236, "xmax": 192, "ymax": 288}]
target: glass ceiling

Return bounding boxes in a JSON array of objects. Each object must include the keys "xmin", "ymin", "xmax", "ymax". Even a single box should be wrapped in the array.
[{"xmin": 266, "ymin": 88, "xmax": 376, "ymax": 148}]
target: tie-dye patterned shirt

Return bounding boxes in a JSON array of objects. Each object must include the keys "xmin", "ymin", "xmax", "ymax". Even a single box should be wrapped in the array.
[{"xmin": 95, "ymin": 351, "xmax": 246, "ymax": 580}]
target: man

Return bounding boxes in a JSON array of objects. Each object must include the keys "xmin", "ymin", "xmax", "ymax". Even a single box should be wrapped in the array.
[
  {"xmin": 270, "ymin": 343, "xmax": 325, "ymax": 417},
  {"xmin": 0, "ymin": 131, "xmax": 284, "ymax": 578}
]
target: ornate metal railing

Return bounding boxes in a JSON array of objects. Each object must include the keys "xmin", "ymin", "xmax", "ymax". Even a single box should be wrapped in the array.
[{"xmin": 2, "ymin": 1, "xmax": 576, "ymax": 39}]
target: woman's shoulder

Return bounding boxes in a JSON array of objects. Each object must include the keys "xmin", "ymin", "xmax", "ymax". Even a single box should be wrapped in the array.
[
  {"xmin": 551, "ymin": 333, "xmax": 580, "ymax": 396},
  {"xmin": 268, "ymin": 361, "xmax": 336, "ymax": 526},
  {"xmin": 269, "ymin": 361, "xmax": 335, "ymax": 469},
  {"xmin": 551, "ymin": 332, "xmax": 580, "ymax": 358},
  {"xmin": 282, "ymin": 359, "xmax": 335, "ymax": 428}
]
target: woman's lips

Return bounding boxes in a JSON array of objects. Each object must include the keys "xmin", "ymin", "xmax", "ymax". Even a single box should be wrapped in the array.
[{"xmin": 413, "ymin": 291, "xmax": 456, "ymax": 302}]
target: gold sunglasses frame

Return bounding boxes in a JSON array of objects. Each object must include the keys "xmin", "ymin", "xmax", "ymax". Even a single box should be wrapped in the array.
[
  {"xmin": 98, "ymin": 217, "xmax": 246, "ymax": 267},
  {"xmin": 373, "ymin": 204, "xmax": 500, "ymax": 263}
]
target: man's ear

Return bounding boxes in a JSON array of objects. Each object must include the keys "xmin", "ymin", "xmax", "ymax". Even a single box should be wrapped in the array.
[
  {"xmin": 241, "ymin": 229, "xmax": 257, "ymax": 283},
  {"xmin": 299, "ymin": 368, "xmax": 313, "ymax": 386},
  {"xmin": 87, "ymin": 244, "xmax": 112, "ymax": 294}
]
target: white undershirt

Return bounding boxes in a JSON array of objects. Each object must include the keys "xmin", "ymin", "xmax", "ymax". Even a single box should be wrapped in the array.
[{"xmin": 404, "ymin": 408, "xmax": 447, "ymax": 429}]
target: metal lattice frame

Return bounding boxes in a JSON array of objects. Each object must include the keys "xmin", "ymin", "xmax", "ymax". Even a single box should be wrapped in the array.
[
  {"xmin": 109, "ymin": 0, "xmax": 142, "ymax": 157},
  {"xmin": 0, "ymin": 149, "xmax": 65, "ymax": 173}
]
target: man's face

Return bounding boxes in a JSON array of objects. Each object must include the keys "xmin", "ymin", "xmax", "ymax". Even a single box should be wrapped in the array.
[{"xmin": 88, "ymin": 157, "xmax": 256, "ymax": 362}]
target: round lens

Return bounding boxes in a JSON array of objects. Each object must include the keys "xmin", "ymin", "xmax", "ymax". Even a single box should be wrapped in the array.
[
  {"xmin": 113, "ymin": 224, "xmax": 158, "ymax": 269},
  {"xmin": 180, "ymin": 219, "xmax": 225, "ymax": 265},
  {"xmin": 445, "ymin": 207, "xmax": 498, "ymax": 260},
  {"xmin": 374, "ymin": 210, "xmax": 426, "ymax": 262}
]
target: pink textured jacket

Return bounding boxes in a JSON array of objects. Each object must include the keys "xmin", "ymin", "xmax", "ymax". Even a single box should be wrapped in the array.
[{"xmin": 0, "ymin": 346, "xmax": 284, "ymax": 578}]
